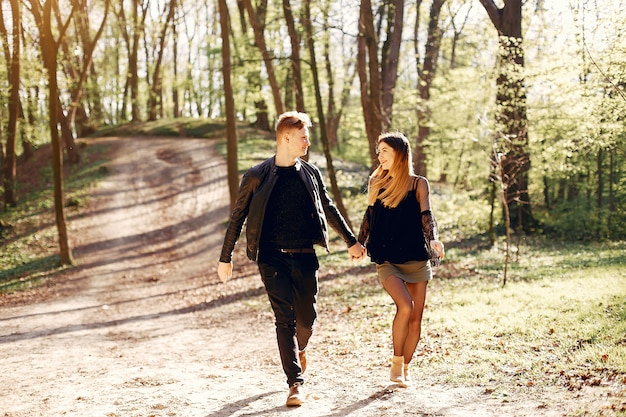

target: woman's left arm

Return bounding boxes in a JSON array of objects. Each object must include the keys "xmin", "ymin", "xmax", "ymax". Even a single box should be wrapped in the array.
[{"xmin": 416, "ymin": 177, "xmax": 445, "ymax": 262}]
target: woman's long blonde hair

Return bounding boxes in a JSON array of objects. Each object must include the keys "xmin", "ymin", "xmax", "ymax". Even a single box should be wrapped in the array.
[{"xmin": 367, "ymin": 132, "xmax": 415, "ymax": 208}]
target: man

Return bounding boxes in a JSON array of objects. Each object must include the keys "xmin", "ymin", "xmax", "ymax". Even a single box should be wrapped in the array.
[{"xmin": 217, "ymin": 111, "xmax": 365, "ymax": 407}]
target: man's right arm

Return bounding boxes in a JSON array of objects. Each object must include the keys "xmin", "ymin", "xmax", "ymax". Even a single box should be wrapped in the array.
[
  {"xmin": 218, "ymin": 171, "xmax": 256, "ymax": 277},
  {"xmin": 217, "ymin": 261, "xmax": 233, "ymax": 283}
]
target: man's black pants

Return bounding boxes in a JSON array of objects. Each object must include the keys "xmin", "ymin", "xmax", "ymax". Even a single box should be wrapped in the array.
[{"xmin": 258, "ymin": 249, "xmax": 319, "ymax": 386}]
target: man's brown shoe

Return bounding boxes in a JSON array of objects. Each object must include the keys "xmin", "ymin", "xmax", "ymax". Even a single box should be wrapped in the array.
[
  {"xmin": 286, "ymin": 382, "xmax": 304, "ymax": 407},
  {"xmin": 299, "ymin": 350, "xmax": 307, "ymax": 374}
]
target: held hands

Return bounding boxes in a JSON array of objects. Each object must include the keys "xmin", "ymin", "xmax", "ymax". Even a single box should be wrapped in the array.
[
  {"xmin": 348, "ymin": 242, "xmax": 366, "ymax": 261},
  {"xmin": 217, "ymin": 261, "xmax": 233, "ymax": 283},
  {"xmin": 430, "ymin": 240, "xmax": 445, "ymax": 260}
]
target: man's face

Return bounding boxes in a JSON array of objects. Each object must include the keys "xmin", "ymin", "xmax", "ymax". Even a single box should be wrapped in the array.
[{"xmin": 285, "ymin": 126, "xmax": 311, "ymax": 158}]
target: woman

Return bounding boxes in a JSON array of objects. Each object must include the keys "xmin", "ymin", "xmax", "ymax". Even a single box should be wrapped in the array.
[{"xmin": 358, "ymin": 132, "xmax": 444, "ymax": 387}]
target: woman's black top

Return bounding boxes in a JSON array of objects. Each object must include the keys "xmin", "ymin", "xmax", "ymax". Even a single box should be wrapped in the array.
[{"xmin": 364, "ymin": 187, "xmax": 429, "ymax": 265}]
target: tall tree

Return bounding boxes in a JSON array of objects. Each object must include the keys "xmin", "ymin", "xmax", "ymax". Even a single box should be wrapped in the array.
[
  {"xmin": 234, "ymin": 0, "xmax": 270, "ymax": 130},
  {"xmin": 30, "ymin": 0, "xmax": 75, "ymax": 265},
  {"xmin": 68, "ymin": 0, "xmax": 110, "ymax": 135},
  {"xmin": 148, "ymin": 0, "xmax": 177, "ymax": 121},
  {"xmin": 380, "ymin": 0, "xmax": 404, "ymax": 128},
  {"xmin": 282, "ymin": 0, "xmax": 305, "ymax": 112},
  {"xmin": 357, "ymin": 0, "xmax": 384, "ymax": 168},
  {"xmin": 322, "ymin": 0, "xmax": 356, "ymax": 150},
  {"xmin": 241, "ymin": 0, "xmax": 284, "ymax": 116},
  {"xmin": 52, "ymin": 0, "xmax": 109, "ymax": 160},
  {"xmin": 357, "ymin": 0, "xmax": 405, "ymax": 169},
  {"xmin": 116, "ymin": 0, "xmax": 148, "ymax": 122},
  {"xmin": 413, "ymin": 0, "xmax": 445, "ymax": 177},
  {"xmin": 479, "ymin": 0, "xmax": 534, "ymax": 233},
  {"xmin": 219, "ymin": 0, "xmax": 239, "ymax": 209},
  {"xmin": 303, "ymin": 0, "xmax": 352, "ymax": 229},
  {"xmin": 0, "ymin": 0, "xmax": 20, "ymax": 208}
]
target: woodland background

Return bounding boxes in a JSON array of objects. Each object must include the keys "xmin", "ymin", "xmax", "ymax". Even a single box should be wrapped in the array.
[{"xmin": 0, "ymin": 0, "xmax": 625, "ymax": 266}]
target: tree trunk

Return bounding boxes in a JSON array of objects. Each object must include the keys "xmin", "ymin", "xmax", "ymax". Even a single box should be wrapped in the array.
[
  {"xmin": 172, "ymin": 10, "xmax": 180, "ymax": 118},
  {"xmin": 1, "ymin": 0, "xmax": 20, "ymax": 208},
  {"xmin": 282, "ymin": 0, "xmax": 305, "ymax": 112},
  {"xmin": 235, "ymin": 0, "xmax": 272, "ymax": 129},
  {"xmin": 68, "ymin": 0, "xmax": 110, "ymax": 135},
  {"xmin": 479, "ymin": 0, "xmax": 534, "ymax": 233},
  {"xmin": 322, "ymin": 2, "xmax": 338, "ymax": 150},
  {"xmin": 357, "ymin": 0, "xmax": 384, "ymax": 169},
  {"xmin": 28, "ymin": 0, "xmax": 81, "ymax": 165},
  {"xmin": 242, "ymin": 0, "xmax": 284, "ymax": 116},
  {"xmin": 380, "ymin": 0, "xmax": 404, "ymax": 131},
  {"xmin": 56, "ymin": 102, "xmax": 80, "ymax": 164},
  {"xmin": 52, "ymin": 0, "xmax": 104, "ymax": 158},
  {"xmin": 39, "ymin": 0, "xmax": 75, "ymax": 266},
  {"xmin": 129, "ymin": 0, "xmax": 143, "ymax": 122},
  {"xmin": 322, "ymin": 0, "xmax": 356, "ymax": 151},
  {"xmin": 253, "ymin": 101, "xmax": 271, "ymax": 131},
  {"xmin": 608, "ymin": 150, "xmax": 615, "ymax": 212},
  {"xmin": 148, "ymin": 0, "xmax": 176, "ymax": 121},
  {"xmin": 23, "ymin": 93, "xmax": 36, "ymax": 161},
  {"xmin": 596, "ymin": 148, "xmax": 603, "ymax": 209},
  {"xmin": 414, "ymin": 0, "xmax": 445, "ymax": 177},
  {"xmin": 218, "ymin": 0, "xmax": 239, "ymax": 210},
  {"xmin": 303, "ymin": 0, "xmax": 353, "ymax": 230}
]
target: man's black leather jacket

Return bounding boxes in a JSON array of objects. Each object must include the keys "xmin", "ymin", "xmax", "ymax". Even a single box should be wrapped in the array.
[{"xmin": 219, "ymin": 156, "xmax": 357, "ymax": 263}]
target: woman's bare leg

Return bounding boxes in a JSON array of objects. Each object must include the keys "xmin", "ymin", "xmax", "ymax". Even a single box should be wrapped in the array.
[
  {"xmin": 382, "ymin": 275, "xmax": 413, "ymax": 356},
  {"xmin": 402, "ymin": 281, "xmax": 428, "ymax": 364}
]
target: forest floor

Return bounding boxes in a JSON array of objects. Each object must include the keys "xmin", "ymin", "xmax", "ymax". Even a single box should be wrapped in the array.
[{"xmin": 0, "ymin": 136, "xmax": 619, "ymax": 416}]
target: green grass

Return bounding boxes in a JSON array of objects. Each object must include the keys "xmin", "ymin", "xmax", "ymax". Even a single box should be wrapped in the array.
[
  {"xmin": 0, "ymin": 140, "xmax": 111, "ymax": 293},
  {"xmin": 315, "ymin": 238, "xmax": 626, "ymax": 415},
  {"xmin": 92, "ymin": 117, "xmax": 227, "ymax": 138}
]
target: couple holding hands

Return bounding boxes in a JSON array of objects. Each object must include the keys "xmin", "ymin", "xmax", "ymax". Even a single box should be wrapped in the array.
[{"xmin": 217, "ymin": 111, "xmax": 444, "ymax": 407}]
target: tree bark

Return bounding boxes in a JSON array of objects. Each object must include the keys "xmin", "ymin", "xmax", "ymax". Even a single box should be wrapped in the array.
[
  {"xmin": 322, "ymin": 1, "xmax": 337, "ymax": 149},
  {"xmin": 282, "ymin": 0, "xmax": 305, "ymax": 112},
  {"xmin": 128, "ymin": 0, "xmax": 146, "ymax": 122},
  {"xmin": 303, "ymin": 0, "xmax": 353, "ymax": 229},
  {"xmin": 414, "ymin": 0, "xmax": 445, "ymax": 177},
  {"xmin": 596, "ymin": 149, "xmax": 603, "ymax": 209},
  {"xmin": 380, "ymin": 0, "xmax": 404, "ymax": 131},
  {"xmin": 357, "ymin": 0, "xmax": 384, "ymax": 169},
  {"xmin": 172, "ymin": 9, "xmax": 179, "ymax": 118},
  {"xmin": 218, "ymin": 0, "xmax": 239, "ymax": 209},
  {"xmin": 242, "ymin": 0, "xmax": 284, "ymax": 116},
  {"xmin": 0, "ymin": 0, "xmax": 20, "ymax": 208},
  {"xmin": 68, "ymin": 0, "xmax": 110, "ymax": 134},
  {"xmin": 479, "ymin": 0, "xmax": 534, "ymax": 233},
  {"xmin": 37, "ymin": 0, "xmax": 75, "ymax": 266},
  {"xmin": 148, "ymin": 0, "xmax": 176, "ymax": 121}
]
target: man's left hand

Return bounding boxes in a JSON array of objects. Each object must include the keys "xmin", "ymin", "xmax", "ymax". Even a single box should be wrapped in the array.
[{"xmin": 348, "ymin": 242, "xmax": 366, "ymax": 261}]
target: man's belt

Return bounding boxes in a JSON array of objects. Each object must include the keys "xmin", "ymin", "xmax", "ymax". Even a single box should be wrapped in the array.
[{"xmin": 278, "ymin": 247, "xmax": 315, "ymax": 254}]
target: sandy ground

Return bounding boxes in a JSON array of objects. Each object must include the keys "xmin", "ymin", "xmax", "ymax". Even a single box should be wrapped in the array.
[{"xmin": 0, "ymin": 137, "xmax": 619, "ymax": 416}]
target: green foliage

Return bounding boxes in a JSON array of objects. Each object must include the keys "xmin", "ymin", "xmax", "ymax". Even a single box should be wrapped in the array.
[
  {"xmin": 542, "ymin": 203, "xmax": 626, "ymax": 240},
  {"xmin": 5, "ymin": 0, "xmax": 626, "ymax": 247},
  {"xmin": 435, "ymin": 184, "xmax": 496, "ymax": 243}
]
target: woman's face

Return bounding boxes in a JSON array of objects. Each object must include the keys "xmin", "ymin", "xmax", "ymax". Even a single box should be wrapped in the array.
[{"xmin": 377, "ymin": 141, "xmax": 396, "ymax": 171}]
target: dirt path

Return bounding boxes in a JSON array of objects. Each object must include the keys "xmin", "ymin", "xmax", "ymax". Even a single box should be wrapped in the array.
[{"xmin": 0, "ymin": 137, "xmax": 579, "ymax": 416}]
